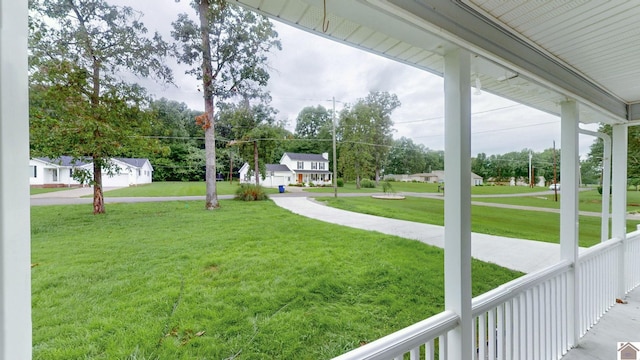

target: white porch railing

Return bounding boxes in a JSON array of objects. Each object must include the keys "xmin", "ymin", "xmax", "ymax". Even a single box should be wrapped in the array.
[
  {"xmin": 625, "ymin": 229, "xmax": 640, "ymax": 292},
  {"xmin": 333, "ymin": 231, "xmax": 640, "ymax": 360},
  {"xmin": 472, "ymin": 261, "xmax": 572, "ymax": 360},
  {"xmin": 577, "ymin": 237, "xmax": 621, "ymax": 337}
]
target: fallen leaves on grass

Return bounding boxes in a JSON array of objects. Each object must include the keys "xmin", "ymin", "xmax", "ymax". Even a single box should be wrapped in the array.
[{"xmin": 163, "ymin": 327, "xmax": 206, "ymax": 346}]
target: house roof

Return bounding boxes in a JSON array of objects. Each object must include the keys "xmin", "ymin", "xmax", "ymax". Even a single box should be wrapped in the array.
[
  {"xmin": 35, "ymin": 156, "xmax": 90, "ymax": 167},
  {"xmin": 113, "ymin": 158, "xmax": 151, "ymax": 170},
  {"xmin": 232, "ymin": 0, "xmax": 640, "ymax": 124},
  {"xmin": 266, "ymin": 164, "xmax": 291, "ymax": 172},
  {"xmin": 34, "ymin": 156, "xmax": 152, "ymax": 171},
  {"xmin": 283, "ymin": 152, "xmax": 328, "ymax": 162}
]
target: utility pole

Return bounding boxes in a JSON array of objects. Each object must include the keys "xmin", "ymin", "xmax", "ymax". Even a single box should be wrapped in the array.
[
  {"xmin": 553, "ymin": 140, "xmax": 558, "ymax": 201},
  {"xmin": 254, "ymin": 140, "xmax": 259, "ymax": 186},
  {"xmin": 529, "ymin": 151, "xmax": 533, "ymax": 188},
  {"xmin": 229, "ymin": 151, "xmax": 233, "ymax": 184},
  {"xmin": 332, "ymin": 96, "xmax": 338, "ymax": 198}
]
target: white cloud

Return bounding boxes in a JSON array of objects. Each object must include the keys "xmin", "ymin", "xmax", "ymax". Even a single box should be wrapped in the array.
[{"xmin": 109, "ymin": 0, "xmax": 598, "ymax": 157}]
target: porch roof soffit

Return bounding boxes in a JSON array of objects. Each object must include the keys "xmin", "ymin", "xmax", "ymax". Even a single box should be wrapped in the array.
[{"xmin": 230, "ymin": 0, "xmax": 639, "ymax": 124}]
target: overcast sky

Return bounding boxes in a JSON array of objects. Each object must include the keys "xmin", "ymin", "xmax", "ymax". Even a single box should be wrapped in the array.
[{"xmin": 118, "ymin": 0, "xmax": 598, "ymax": 158}]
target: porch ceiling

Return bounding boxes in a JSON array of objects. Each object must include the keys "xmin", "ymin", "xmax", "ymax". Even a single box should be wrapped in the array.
[{"xmin": 230, "ymin": 0, "xmax": 640, "ymax": 124}]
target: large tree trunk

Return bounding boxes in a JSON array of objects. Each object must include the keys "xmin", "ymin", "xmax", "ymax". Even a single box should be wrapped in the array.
[
  {"xmin": 254, "ymin": 140, "xmax": 259, "ymax": 186},
  {"xmin": 93, "ymin": 157, "xmax": 104, "ymax": 214},
  {"xmin": 199, "ymin": 0, "xmax": 219, "ymax": 210}
]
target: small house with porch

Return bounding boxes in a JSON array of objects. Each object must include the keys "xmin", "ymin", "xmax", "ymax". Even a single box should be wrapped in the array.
[{"xmin": 29, "ymin": 156, "xmax": 153, "ymax": 188}]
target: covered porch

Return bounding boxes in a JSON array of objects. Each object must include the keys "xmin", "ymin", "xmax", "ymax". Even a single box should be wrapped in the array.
[
  {"xmin": 228, "ymin": 1, "xmax": 640, "ymax": 360},
  {"xmin": 2, "ymin": 1, "xmax": 640, "ymax": 360}
]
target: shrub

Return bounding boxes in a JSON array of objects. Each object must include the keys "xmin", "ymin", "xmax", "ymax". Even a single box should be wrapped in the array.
[
  {"xmin": 382, "ymin": 181, "xmax": 395, "ymax": 194},
  {"xmin": 360, "ymin": 179, "xmax": 375, "ymax": 188},
  {"xmin": 336, "ymin": 178, "xmax": 344, "ymax": 187},
  {"xmin": 235, "ymin": 184, "xmax": 269, "ymax": 201}
]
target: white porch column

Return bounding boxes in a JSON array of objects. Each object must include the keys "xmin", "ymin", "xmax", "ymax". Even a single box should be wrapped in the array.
[
  {"xmin": 443, "ymin": 48, "xmax": 472, "ymax": 359},
  {"xmin": 0, "ymin": 0, "xmax": 32, "ymax": 359},
  {"xmin": 560, "ymin": 100, "xmax": 579, "ymax": 347},
  {"xmin": 612, "ymin": 124, "xmax": 628, "ymax": 297}
]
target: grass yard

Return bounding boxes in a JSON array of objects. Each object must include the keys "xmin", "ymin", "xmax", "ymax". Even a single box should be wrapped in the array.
[
  {"xmin": 317, "ymin": 196, "xmax": 640, "ymax": 248},
  {"xmin": 474, "ymin": 188, "xmax": 640, "ymax": 213},
  {"xmin": 31, "ymin": 200, "xmax": 521, "ymax": 359},
  {"xmin": 101, "ymin": 181, "xmax": 278, "ymax": 197},
  {"xmin": 30, "ymin": 187, "xmax": 75, "ymax": 195},
  {"xmin": 299, "ymin": 181, "xmax": 549, "ymax": 195}
]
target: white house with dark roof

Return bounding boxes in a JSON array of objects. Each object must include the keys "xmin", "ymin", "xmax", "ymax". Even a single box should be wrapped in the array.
[
  {"xmin": 29, "ymin": 156, "xmax": 153, "ymax": 187},
  {"xmin": 239, "ymin": 152, "xmax": 332, "ymax": 187}
]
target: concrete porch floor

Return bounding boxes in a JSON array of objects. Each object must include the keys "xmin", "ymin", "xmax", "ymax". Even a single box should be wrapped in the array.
[{"xmin": 561, "ymin": 286, "xmax": 640, "ymax": 359}]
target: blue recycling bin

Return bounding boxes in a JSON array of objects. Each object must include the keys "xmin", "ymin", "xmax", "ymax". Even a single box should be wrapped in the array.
[{"xmin": 278, "ymin": 185, "xmax": 285, "ymax": 193}]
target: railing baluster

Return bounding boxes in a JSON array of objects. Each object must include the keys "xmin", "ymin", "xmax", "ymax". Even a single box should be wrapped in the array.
[
  {"xmin": 426, "ymin": 339, "xmax": 434, "ymax": 360},
  {"xmin": 488, "ymin": 308, "xmax": 496, "ymax": 360},
  {"xmin": 409, "ymin": 346, "xmax": 420, "ymax": 360},
  {"xmin": 478, "ymin": 313, "xmax": 486, "ymax": 360},
  {"xmin": 439, "ymin": 334, "xmax": 447, "ymax": 360},
  {"xmin": 497, "ymin": 303, "xmax": 505, "ymax": 360},
  {"xmin": 527, "ymin": 290, "xmax": 534, "ymax": 360},
  {"xmin": 504, "ymin": 300, "xmax": 512, "ymax": 360},
  {"xmin": 509, "ymin": 296, "xmax": 522, "ymax": 359}
]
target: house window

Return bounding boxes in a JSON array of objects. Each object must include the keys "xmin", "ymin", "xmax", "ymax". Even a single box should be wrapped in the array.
[
  {"xmin": 70, "ymin": 169, "xmax": 73, "ymax": 177},
  {"xmin": 311, "ymin": 162, "xmax": 318, "ymax": 170},
  {"xmin": 30, "ymin": 166, "xmax": 37, "ymax": 178},
  {"xmin": 319, "ymin": 162, "xmax": 325, "ymax": 170},
  {"xmin": 137, "ymin": 169, "xmax": 141, "ymax": 176},
  {"xmin": 297, "ymin": 161, "xmax": 304, "ymax": 169}
]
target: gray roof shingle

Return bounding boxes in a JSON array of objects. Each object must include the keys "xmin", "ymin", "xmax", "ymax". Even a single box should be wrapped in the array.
[
  {"xmin": 266, "ymin": 164, "xmax": 291, "ymax": 172},
  {"xmin": 36, "ymin": 156, "xmax": 91, "ymax": 167},
  {"xmin": 114, "ymin": 158, "xmax": 148, "ymax": 168},
  {"xmin": 283, "ymin": 152, "xmax": 327, "ymax": 161}
]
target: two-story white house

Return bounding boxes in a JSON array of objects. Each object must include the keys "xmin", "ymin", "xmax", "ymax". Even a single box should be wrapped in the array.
[{"xmin": 239, "ymin": 152, "xmax": 332, "ymax": 187}]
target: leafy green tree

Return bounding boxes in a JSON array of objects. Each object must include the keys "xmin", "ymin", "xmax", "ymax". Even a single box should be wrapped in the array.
[
  {"xmin": 338, "ymin": 92, "xmax": 399, "ymax": 187},
  {"xmin": 218, "ymin": 102, "xmax": 288, "ymax": 184},
  {"xmin": 29, "ymin": 0, "xmax": 173, "ymax": 214},
  {"xmin": 535, "ymin": 148, "xmax": 560, "ymax": 185},
  {"xmin": 148, "ymin": 99, "xmax": 205, "ymax": 181},
  {"xmin": 363, "ymin": 92, "xmax": 400, "ymax": 183},
  {"xmin": 386, "ymin": 137, "xmax": 426, "ymax": 175},
  {"xmin": 424, "ymin": 149, "xmax": 445, "ymax": 172},
  {"xmin": 587, "ymin": 124, "xmax": 640, "ymax": 183},
  {"xmin": 338, "ymin": 104, "xmax": 373, "ymax": 188},
  {"xmin": 580, "ymin": 159, "xmax": 600, "ymax": 185},
  {"xmin": 471, "ymin": 152, "xmax": 490, "ymax": 180},
  {"xmin": 172, "ymin": 0, "xmax": 280, "ymax": 209},
  {"xmin": 291, "ymin": 105, "xmax": 332, "ymax": 155}
]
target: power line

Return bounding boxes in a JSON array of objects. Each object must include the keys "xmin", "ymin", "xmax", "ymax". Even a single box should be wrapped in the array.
[
  {"xmin": 412, "ymin": 120, "xmax": 557, "ymax": 139},
  {"xmin": 394, "ymin": 100, "xmax": 548, "ymax": 125}
]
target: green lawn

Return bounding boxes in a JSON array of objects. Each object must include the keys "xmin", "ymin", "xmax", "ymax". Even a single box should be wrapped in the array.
[
  {"xmin": 31, "ymin": 201, "xmax": 521, "ymax": 359},
  {"xmin": 317, "ymin": 196, "xmax": 640, "ymax": 248},
  {"xmin": 474, "ymin": 188, "xmax": 640, "ymax": 213},
  {"xmin": 30, "ymin": 187, "xmax": 74, "ymax": 195},
  {"xmin": 299, "ymin": 181, "xmax": 550, "ymax": 195},
  {"xmin": 101, "ymin": 181, "xmax": 278, "ymax": 197}
]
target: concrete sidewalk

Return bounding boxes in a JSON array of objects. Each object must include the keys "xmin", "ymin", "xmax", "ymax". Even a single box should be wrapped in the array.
[{"xmin": 271, "ymin": 197, "xmax": 577, "ymax": 273}]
